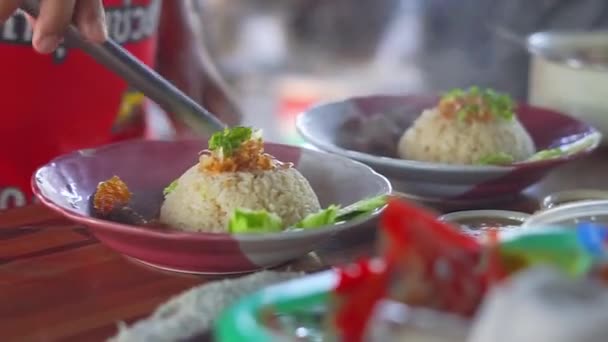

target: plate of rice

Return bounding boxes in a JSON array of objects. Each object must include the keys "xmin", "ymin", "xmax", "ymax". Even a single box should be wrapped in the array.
[
  {"xmin": 32, "ymin": 127, "xmax": 391, "ymax": 274},
  {"xmin": 296, "ymin": 87, "xmax": 601, "ymax": 203}
]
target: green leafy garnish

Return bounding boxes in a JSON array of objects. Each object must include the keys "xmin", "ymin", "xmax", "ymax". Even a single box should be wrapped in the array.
[
  {"xmin": 208, "ymin": 126, "xmax": 257, "ymax": 157},
  {"xmin": 484, "ymin": 88, "xmax": 515, "ymax": 121},
  {"xmin": 295, "ymin": 205, "xmax": 340, "ymax": 229},
  {"xmin": 163, "ymin": 180, "xmax": 178, "ymax": 196},
  {"xmin": 527, "ymin": 148, "xmax": 563, "ymax": 162},
  {"xmin": 227, "ymin": 195, "xmax": 389, "ymax": 234},
  {"xmin": 477, "ymin": 152, "xmax": 515, "ymax": 166},
  {"xmin": 456, "ymin": 104, "xmax": 480, "ymax": 122},
  {"xmin": 336, "ymin": 195, "xmax": 388, "ymax": 221},
  {"xmin": 442, "ymin": 88, "xmax": 466, "ymax": 101},
  {"xmin": 228, "ymin": 208, "xmax": 283, "ymax": 234},
  {"xmin": 525, "ymin": 132, "xmax": 601, "ymax": 162},
  {"xmin": 442, "ymin": 86, "xmax": 515, "ymax": 122}
]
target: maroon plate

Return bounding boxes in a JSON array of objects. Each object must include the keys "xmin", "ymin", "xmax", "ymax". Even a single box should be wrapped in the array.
[
  {"xmin": 32, "ymin": 140, "xmax": 391, "ymax": 274},
  {"xmin": 297, "ymin": 94, "xmax": 601, "ymax": 203}
]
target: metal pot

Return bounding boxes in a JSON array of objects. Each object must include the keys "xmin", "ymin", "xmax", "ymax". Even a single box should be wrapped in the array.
[{"xmin": 527, "ymin": 30, "xmax": 608, "ymax": 144}]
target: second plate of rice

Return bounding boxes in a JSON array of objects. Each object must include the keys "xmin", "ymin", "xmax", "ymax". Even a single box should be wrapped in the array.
[{"xmin": 297, "ymin": 88, "xmax": 601, "ymax": 203}]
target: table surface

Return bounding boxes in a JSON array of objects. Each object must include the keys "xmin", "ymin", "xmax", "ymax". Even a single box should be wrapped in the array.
[{"xmin": 2, "ymin": 149, "xmax": 607, "ymax": 341}]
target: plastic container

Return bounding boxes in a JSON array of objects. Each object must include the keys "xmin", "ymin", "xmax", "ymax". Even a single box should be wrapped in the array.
[
  {"xmin": 365, "ymin": 300, "xmax": 470, "ymax": 342},
  {"xmin": 439, "ymin": 210, "xmax": 530, "ymax": 238},
  {"xmin": 214, "ymin": 270, "xmax": 470, "ymax": 342},
  {"xmin": 524, "ymin": 200, "xmax": 608, "ymax": 227},
  {"xmin": 527, "ymin": 30, "xmax": 608, "ymax": 145}
]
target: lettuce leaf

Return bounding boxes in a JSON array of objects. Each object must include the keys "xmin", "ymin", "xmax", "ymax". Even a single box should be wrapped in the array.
[
  {"xmin": 295, "ymin": 205, "xmax": 340, "ymax": 229},
  {"xmin": 477, "ymin": 152, "xmax": 515, "ymax": 166},
  {"xmin": 228, "ymin": 208, "xmax": 283, "ymax": 234},
  {"xmin": 228, "ymin": 195, "xmax": 389, "ymax": 234},
  {"xmin": 526, "ymin": 132, "xmax": 601, "ymax": 162},
  {"xmin": 336, "ymin": 195, "xmax": 388, "ymax": 222},
  {"xmin": 527, "ymin": 148, "xmax": 563, "ymax": 162}
]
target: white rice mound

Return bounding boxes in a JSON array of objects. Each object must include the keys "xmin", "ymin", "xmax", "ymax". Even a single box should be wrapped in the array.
[
  {"xmin": 397, "ymin": 108, "xmax": 536, "ymax": 165},
  {"xmin": 159, "ymin": 165, "xmax": 321, "ymax": 233}
]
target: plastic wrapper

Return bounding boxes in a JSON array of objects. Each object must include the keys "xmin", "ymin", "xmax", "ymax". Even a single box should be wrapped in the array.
[
  {"xmin": 469, "ymin": 267, "xmax": 608, "ymax": 342},
  {"xmin": 215, "ymin": 198, "xmax": 608, "ymax": 341}
]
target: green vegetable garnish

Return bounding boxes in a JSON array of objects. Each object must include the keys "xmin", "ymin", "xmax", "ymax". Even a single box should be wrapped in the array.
[
  {"xmin": 442, "ymin": 86, "xmax": 515, "ymax": 122},
  {"xmin": 208, "ymin": 126, "xmax": 258, "ymax": 157},
  {"xmin": 527, "ymin": 148, "xmax": 563, "ymax": 162},
  {"xmin": 442, "ymin": 88, "xmax": 466, "ymax": 101},
  {"xmin": 525, "ymin": 132, "xmax": 601, "ymax": 162},
  {"xmin": 456, "ymin": 104, "xmax": 480, "ymax": 122},
  {"xmin": 228, "ymin": 208, "xmax": 283, "ymax": 234},
  {"xmin": 295, "ymin": 205, "xmax": 340, "ymax": 229},
  {"xmin": 163, "ymin": 180, "xmax": 178, "ymax": 196},
  {"xmin": 484, "ymin": 88, "xmax": 515, "ymax": 121},
  {"xmin": 336, "ymin": 195, "xmax": 388, "ymax": 222},
  {"xmin": 477, "ymin": 152, "xmax": 515, "ymax": 166},
  {"xmin": 227, "ymin": 195, "xmax": 389, "ymax": 234}
]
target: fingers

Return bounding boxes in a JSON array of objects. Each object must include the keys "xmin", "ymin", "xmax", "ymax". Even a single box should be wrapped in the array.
[
  {"xmin": 0, "ymin": 0, "xmax": 22, "ymax": 24},
  {"xmin": 33, "ymin": 0, "xmax": 77, "ymax": 54},
  {"xmin": 74, "ymin": 0, "xmax": 107, "ymax": 43},
  {"xmin": 1, "ymin": 0, "xmax": 107, "ymax": 54}
]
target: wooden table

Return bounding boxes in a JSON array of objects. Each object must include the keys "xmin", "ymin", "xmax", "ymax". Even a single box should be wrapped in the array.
[{"xmin": 1, "ymin": 149, "xmax": 607, "ymax": 341}]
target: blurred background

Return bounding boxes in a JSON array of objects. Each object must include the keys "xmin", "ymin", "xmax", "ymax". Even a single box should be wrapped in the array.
[{"xmin": 191, "ymin": 0, "xmax": 608, "ymax": 144}]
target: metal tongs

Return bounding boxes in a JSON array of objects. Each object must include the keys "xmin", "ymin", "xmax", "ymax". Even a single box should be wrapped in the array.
[{"xmin": 20, "ymin": 0, "xmax": 227, "ymax": 136}]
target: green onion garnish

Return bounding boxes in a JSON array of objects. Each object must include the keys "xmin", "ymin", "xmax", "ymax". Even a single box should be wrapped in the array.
[{"xmin": 442, "ymin": 87, "xmax": 515, "ymax": 122}]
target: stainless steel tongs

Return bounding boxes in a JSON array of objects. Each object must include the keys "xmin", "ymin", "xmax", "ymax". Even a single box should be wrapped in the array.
[{"xmin": 19, "ymin": 0, "xmax": 227, "ymax": 136}]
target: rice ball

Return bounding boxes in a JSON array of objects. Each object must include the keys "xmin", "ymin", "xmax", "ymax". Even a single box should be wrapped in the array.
[
  {"xmin": 397, "ymin": 107, "xmax": 535, "ymax": 165},
  {"xmin": 159, "ymin": 165, "xmax": 321, "ymax": 233}
]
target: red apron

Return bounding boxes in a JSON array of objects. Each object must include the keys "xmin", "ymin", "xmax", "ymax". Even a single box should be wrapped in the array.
[{"xmin": 0, "ymin": 0, "xmax": 160, "ymax": 209}]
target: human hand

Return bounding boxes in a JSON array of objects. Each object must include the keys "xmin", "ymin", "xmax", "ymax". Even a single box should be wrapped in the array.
[
  {"xmin": 0, "ymin": 0, "xmax": 107, "ymax": 54},
  {"xmin": 156, "ymin": 0, "xmax": 242, "ymax": 137},
  {"xmin": 160, "ymin": 55, "xmax": 242, "ymax": 139}
]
